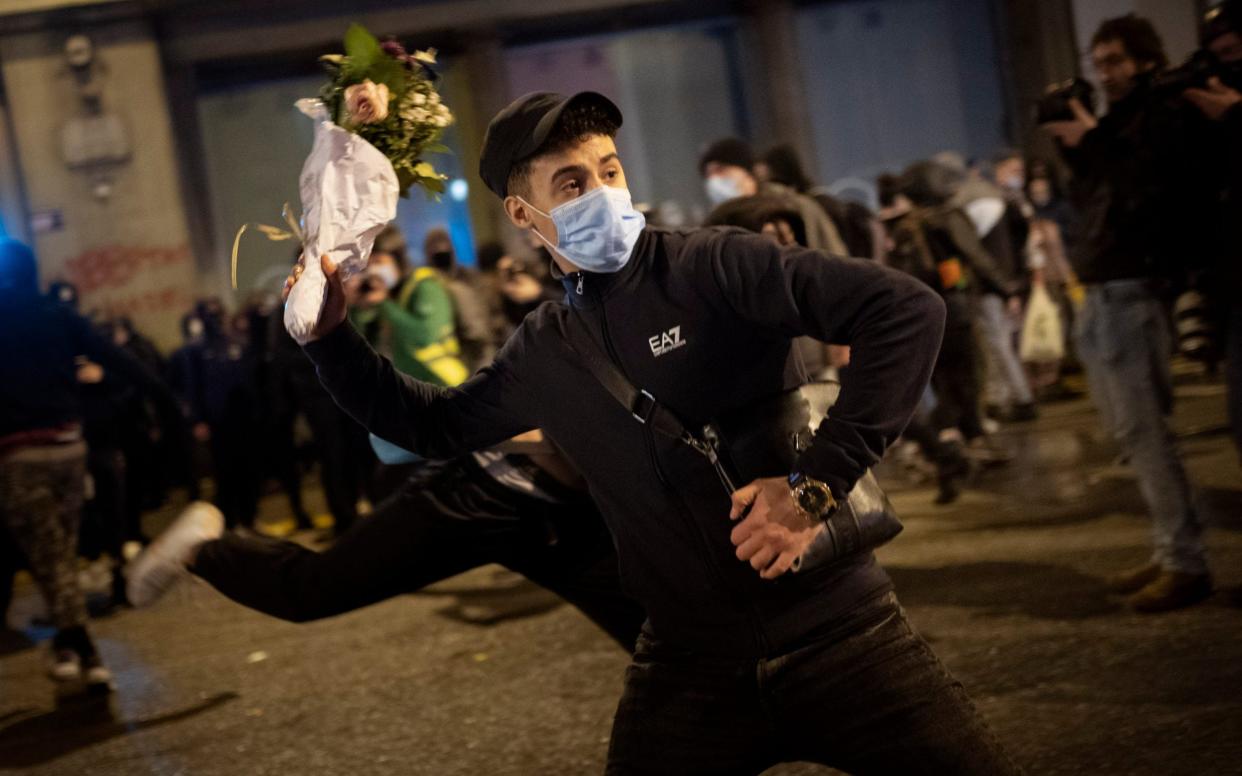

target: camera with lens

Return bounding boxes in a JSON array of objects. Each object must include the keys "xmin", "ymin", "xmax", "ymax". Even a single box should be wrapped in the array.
[
  {"xmin": 500, "ymin": 258, "xmax": 529, "ymax": 282},
  {"xmin": 1150, "ymin": 49, "xmax": 1224, "ymax": 95},
  {"xmin": 1034, "ymin": 77, "xmax": 1098, "ymax": 124},
  {"xmin": 358, "ymin": 273, "xmax": 383, "ymax": 296}
]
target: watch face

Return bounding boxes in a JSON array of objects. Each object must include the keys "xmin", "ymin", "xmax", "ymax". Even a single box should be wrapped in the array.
[{"xmin": 798, "ymin": 484, "xmax": 831, "ymax": 515}]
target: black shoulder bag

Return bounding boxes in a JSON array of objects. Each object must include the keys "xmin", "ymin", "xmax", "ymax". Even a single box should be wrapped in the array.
[{"xmin": 564, "ymin": 333, "xmax": 903, "ymax": 572}]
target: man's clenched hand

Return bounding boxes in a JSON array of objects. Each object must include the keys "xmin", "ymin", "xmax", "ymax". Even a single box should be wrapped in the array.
[
  {"xmin": 729, "ymin": 477, "xmax": 823, "ymax": 580},
  {"xmin": 282, "ymin": 253, "xmax": 349, "ymax": 342}
]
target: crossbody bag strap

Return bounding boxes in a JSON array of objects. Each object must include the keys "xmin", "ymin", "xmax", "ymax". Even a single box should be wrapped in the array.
[{"xmin": 560, "ymin": 328, "xmax": 690, "ymax": 442}]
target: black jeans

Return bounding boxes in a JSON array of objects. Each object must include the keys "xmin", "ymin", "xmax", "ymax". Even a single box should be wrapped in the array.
[
  {"xmin": 191, "ymin": 458, "xmax": 644, "ymax": 648},
  {"xmin": 607, "ymin": 592, "xmax": 1018, "ymax": 775},
  {"xmin": 208, "ymin": 427, "xmax": 263, "ymax": 529}
]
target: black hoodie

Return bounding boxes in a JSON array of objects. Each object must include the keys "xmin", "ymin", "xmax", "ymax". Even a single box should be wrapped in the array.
[{"xmin": 305, "ymin": 226, "xmax": 945, "ymax": 657}]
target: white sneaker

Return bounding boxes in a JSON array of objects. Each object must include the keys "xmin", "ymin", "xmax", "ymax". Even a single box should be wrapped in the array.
[
  {"xmin": 126, "ymin": 501, "xmax": 223, "ymax": 608},
  {"xmin": 49, "ymin": 649, "xmax": 82, "ymax": 682},
  {"xmin": 83, "ymin": 655, "xmax": 115, "ymax": 694}
]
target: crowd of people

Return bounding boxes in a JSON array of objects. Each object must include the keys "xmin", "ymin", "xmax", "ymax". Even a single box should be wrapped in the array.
[
  {"xmin": 0, "ymin": 218, "xmax": 570, "ymax": 689},
  {"xmin": 1, "ymin": 3, "xmax": 1239, "ymax": 772}
]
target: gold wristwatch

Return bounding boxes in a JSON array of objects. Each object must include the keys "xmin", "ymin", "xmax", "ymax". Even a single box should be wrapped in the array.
[{"xmin": 788, "ymin": 472, "xmax": 839, "ymax": 527}]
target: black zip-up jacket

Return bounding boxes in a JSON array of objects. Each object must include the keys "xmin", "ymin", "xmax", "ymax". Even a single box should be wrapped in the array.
[
  {"xmin": 305, "ymin": 226, "xmax": 946, "ymax": 657},
  {"xmin": 0, "ymin": 293, "xmax": 173, "ymax": 439}
]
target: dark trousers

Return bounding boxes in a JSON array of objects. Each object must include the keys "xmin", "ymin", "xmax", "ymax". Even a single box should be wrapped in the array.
[
  {"xmin": 607, "ymin": 592, "xmax": 1018, "ymax": 775},
  {"xmin": 81, "ymin": 446, "xmax": 126, "ymax": 559},
  {"xmin": 0, "ymin": 525, "xmax": 20, "ymax": 620},
  {"xmin": 192, "ymin": 458, "xmax": 644, "ymax": 648},
  {"xmin": 209, "ymin": 424, "xmax": 262, "ymax": 529},
  {"xmin": 261, "ymin": 412, "xmax": 309, "ymax": 525},
  {"xmin": 932, "ymin": 296, "xmax": 986, "ymax": 440},
  {"xmin": 301, "ymin": 394, "xmax": 373, "ymax": 534},
  {"xmin": 1228, "ymin": 305, "xmax": 1242, "ymax": 462},
  {"xmin": 902, "ymin": 415, "xmax": 963, "ymax": 469}
]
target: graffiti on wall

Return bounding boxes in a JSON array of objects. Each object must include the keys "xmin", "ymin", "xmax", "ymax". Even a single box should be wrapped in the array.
[
  {"xmin": 62, "ymin": 244, "xmax": 192, "ymax": 296},
  {"xmin": 56, "ymin": 243, "xmax": 198, "ymax": 320}
]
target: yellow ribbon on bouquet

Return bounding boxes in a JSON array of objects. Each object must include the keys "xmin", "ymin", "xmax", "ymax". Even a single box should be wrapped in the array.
[{"xmin": 230, "ymin": 203, "xmax": 305, "ymax": 290}]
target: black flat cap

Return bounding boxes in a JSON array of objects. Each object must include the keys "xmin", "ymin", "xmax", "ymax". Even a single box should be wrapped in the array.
[{"xmin": 479, "ymin": 91, "xmax": 623, "ymax": 199}]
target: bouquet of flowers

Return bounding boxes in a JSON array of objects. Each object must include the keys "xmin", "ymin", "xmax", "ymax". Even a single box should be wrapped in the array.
[{"xmin": 282, "ymin": 23, "xmax": 453, "ymax": 343}]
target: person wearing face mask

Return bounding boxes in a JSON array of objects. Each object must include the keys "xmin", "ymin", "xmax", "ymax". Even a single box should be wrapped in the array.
[
  {"xmin": 253, "ymin": 91, "xmax": 1015, "ymax": 772},
  {"xmin": 760, "ymin": 143, "xmax": 883, "ymax": 261},
  {"xmin": 1027, "ymin": 175, "xmax": 1080, "ymax": 259},
  {"xmin": 346, "ymin": 245, "xmax": 405, "ymax": 348},
  {"xmin": 423, "ymin": 228, "xmax": 497, "ymax": 373},
  {"xmin": 352, "ymin": 239, "xmax": 469, "ymax": 388},
  {"xmin": 0, "ymin": 239, "xmax": 173, "ymax": 694},
  {"xmin": 172, "ymin": 302, "xmax": 265, "ymax": 531},
  {"xmin": 1021, "ymin": 174, "xmax": 1080, "ymax": 399},
  {"xmin": 699, "ymin": 137, "xmax": 848, "ymax": 256},
  {"xmin": 934, "ymin": 150, "xmax": 1036, "ymax": 424},
  {"xmin": 267, "ymin": 259, "xmax": 375, "ymax": 538}
]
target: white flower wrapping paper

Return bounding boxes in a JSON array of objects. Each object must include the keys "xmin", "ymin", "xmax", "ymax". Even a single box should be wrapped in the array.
[{"xmin": 283, "ymin": 99, "xmax": 399, "ymax": 344}]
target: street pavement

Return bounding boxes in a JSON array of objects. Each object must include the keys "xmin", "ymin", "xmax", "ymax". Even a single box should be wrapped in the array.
[{"xmin": 2, "ymin": 379, "xmax": 1240, "ymax": 775}]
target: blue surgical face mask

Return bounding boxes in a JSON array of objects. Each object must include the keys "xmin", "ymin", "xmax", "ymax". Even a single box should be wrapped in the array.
[
  {"xmin": 520, "ymin": 185, "xmax": 646, "ymax": 274},
  {"xmin": 705, "ymin": 174, "xmax": 743, "ymax": 205}
]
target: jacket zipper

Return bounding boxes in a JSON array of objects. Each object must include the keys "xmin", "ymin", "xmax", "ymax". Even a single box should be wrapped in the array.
[{"xmin": 594, "ymin": 282, "xmax": 768, "ymax": 655}]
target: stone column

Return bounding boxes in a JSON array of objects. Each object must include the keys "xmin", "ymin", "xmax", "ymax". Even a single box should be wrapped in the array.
[
  {"xmin": 0, "ymin": 95, "xmax": 30, "ymax": 242},
  {"xmin": 740, "ymin": 0, "xmax": 818, "ymax": 171},
  {"xmin": 449, "ymin": 30, "xmax": 510, "ymax": 249},
  {"xmin": 997, "ymin": 0, "xmax": 1080, "ymax": 144}
]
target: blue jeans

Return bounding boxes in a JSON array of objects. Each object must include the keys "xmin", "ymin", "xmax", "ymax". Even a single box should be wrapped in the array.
[
  {"xmin": 1075, "ymin": 281, "xmax": 1208, "ymax": 575},
  {"xmin": 977, "ymin": 294, "xmax": 1034, "ymax": 407}
]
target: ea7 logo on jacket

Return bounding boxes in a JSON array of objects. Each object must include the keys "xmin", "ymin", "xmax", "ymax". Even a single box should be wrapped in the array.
[{"xmin": 648, "ymin": 326, "xmax": 687, "ymax": 357}]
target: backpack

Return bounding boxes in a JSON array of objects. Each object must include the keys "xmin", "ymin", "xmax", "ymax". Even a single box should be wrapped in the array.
[{"xmin": 887, "ymin": 210, "xmax": 967, "ymax": 294}]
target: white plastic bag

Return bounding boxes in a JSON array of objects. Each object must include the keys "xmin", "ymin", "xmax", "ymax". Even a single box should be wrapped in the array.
[
  {"xmin": 1019, "ymin": 283, "xmax": 1065, "ymax": 363},
  {"xmin": 283, "ymin": 99, "xmax": 399, "ymax": 344}
]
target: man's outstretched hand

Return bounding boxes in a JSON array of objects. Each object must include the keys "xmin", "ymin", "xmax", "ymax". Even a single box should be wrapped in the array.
[
  {"xmin": 282, "ymin": 253, "xmax": 349, "ymax": 342},
  {"xmin": 1043, "ymin": 97, "xmax": 1097, "ymax": 148},
  {"xmin": 729, "ymin": 477, "xmax": 823, "ymax": 580},
  {"xmin": 1184, "ymin": 77, "xmax": 1242, "ymax": 121}
]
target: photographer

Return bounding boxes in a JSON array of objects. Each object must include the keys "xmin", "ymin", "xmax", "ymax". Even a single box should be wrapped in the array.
[
  {"xmin": 1184, "ymin": 0, "xmax": 1242, "ymax": 464},
  {"xmin": 350, "ymin": 239, "xmax": 469, "ymax": 388},
  {"xmin": 1044, "ymin": 15, "xmax": 1216, "ymax": 612}
]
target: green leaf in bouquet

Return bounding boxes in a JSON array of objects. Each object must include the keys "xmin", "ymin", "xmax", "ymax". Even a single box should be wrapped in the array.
[
  {"xmin": 366, "ymin": 56, "xmax": 407, "ymax": 97},
  {"xmin": 396, "ymin": 167, "xmax": 417, "ymax": 198},
  {"xmin": 344, "ymin": 23, "xmax": 382, "ymax": 70},
  {"xmin": 422, "ymin": 143, "xmax": 451, "ymax": 155},
  {"xmin": 412, "ymin": 161, "xmax": 443, "ymax": 180}
]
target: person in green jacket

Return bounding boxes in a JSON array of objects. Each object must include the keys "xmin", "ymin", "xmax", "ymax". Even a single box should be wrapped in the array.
[{"xmin": 348, "ymin": 238, "xmax": 469, "ymax": 388}]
